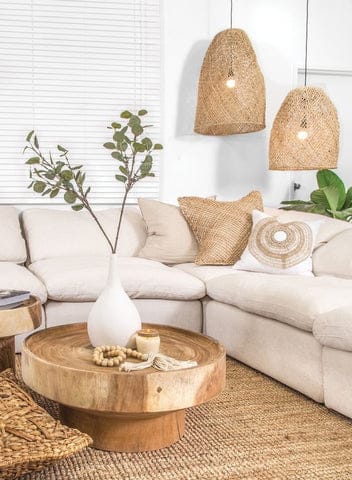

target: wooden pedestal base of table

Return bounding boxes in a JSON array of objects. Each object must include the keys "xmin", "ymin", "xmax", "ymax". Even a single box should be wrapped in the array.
[
  {"xmin": 0, "ymin": 296, "xmax": 42, "ymax": 372},
  {"xmin": 60, "ymin": 406, "xmax": 185, "ymax": 452},
  {"xmin": 0, "ymin": 336, "xmax": 15, "ymax": 371},
  {"xmin": 22, "ymin": 323, "xmax": 226, "ymax": 452}
]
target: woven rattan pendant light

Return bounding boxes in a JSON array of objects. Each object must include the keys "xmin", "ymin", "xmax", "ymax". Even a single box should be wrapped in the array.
[
  {"xmin": 194, "ymin": 0, "xmax": 265, "ymax": 135},
  {"xmin": 269, "ymin": 0, "xmax": 339, "ymax": 170}
]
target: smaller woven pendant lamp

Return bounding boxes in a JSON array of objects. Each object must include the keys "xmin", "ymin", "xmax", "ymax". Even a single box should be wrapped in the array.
[
  {"xmin": 269, "ymin": 0, "xmax": 339, "ymax": 170},
  {"xmin": 194, "ymin": 0, "xmax": 265, "ymax": 135}
]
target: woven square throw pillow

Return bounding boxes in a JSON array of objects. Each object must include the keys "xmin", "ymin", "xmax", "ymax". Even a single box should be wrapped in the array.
[
  {"xmin": 178, "ymin": 191, "xmax": 263, "ymax": 265},
  {"xmin": 233, "ymin": 209, "xmax": 323, "ymax": 276},
  {"xmin": 0, "ymin": 369, "xmax": 92, "ymax": 480}
]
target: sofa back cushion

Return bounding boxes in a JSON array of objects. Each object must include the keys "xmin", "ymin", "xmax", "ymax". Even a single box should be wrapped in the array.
[
  {"xmin": 22, "ymin": 207, "xmax": 146, "ymax": 262},
  {"xmin": 313, "ymin": 228, "xmax": 352, "ymax": 278},
  {"xmin": 264, "ymin": 207, "xmax": 352, "ymax": 245},
  {"xmin": 0, "ymin": 206, "xmax": 27, "ymax": 263}
]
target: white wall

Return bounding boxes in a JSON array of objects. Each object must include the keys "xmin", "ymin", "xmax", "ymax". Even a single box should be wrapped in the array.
[{"xmin": 160, "ymin": 0, "xmax": 352, "ymax": 206}]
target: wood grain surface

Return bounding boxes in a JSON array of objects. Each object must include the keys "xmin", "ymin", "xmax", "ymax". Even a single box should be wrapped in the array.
[
  {"xmin": 0, "ymin": 296, "xmax": 42, "ymax": 337},
  {"xmin": 0, "ymin": 335, "xmax": 15, "ymax": 371},
  {"xmin": 22, "ymin": 322, "xmax": 226, "ymax": 413},
  {"xmin": 22, "ymin": 322, "xmax": 226, "ymax": 451}
]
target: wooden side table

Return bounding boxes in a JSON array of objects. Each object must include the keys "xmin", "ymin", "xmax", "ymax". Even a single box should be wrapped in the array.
[{"xmin": 0, "ymin": 296, "xmax": 42, "ymax": 371}]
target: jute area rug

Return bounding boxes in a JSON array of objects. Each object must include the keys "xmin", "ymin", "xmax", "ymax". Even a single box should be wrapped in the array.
[{"xmin": 19, "ymin": 358, "xmax": 352, "ymax": 480}]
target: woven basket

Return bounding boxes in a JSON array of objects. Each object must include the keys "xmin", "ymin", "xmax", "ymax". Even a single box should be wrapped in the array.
[
  {"xmin": 269, "ymin": 86, "xmax": 339, "ymax": 170},
  {"xmin": 178, "ymin": 191, "xmax": 263, "ymax": 265},
  {"xmin": 0, "ymin": 369, "xmax": 92, "ymax": 480},
  {"xmin": 194, "ymin": 28, "xmax": 266, "ymax": 135}
]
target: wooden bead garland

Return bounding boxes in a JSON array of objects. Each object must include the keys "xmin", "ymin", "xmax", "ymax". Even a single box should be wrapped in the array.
[{"xmin": 93, "ymin": 345, "xmax": 148, "ymax": 371}]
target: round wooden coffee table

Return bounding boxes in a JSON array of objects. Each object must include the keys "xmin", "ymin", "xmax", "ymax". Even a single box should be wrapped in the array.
[
  {"xmin": 22, "ymin": 322, "xmax": 226, "ymax": 452},
  {"xmin": 0, "ymin": 296, "xmax": 42, "ymax": 371}
]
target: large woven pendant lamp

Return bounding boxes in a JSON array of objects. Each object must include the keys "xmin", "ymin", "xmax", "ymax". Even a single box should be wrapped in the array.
[
  {"xmin": 269, "ymin": 0, "xmax": 339, "ymax": 170},
  {"xmin": 194, "ymin": 0, "xmax": 265, "ymax": 135}
]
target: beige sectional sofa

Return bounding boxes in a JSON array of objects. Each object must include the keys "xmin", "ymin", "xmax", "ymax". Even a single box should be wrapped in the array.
[{"xmin": 2, "ymin": 205, "xmax": 352, "ymax": 419}]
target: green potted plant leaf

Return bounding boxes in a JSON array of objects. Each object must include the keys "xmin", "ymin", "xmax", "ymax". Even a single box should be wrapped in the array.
[
  {"xmin": 24, "ymin": 109, "xmax": 163, "ymax": 347},
  {"xmin": 281, "ymin": 169, "xmax": 352, "ymax": 222}
]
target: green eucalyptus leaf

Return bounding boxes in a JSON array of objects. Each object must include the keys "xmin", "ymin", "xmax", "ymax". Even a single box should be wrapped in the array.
[
  {"xmin": 26, "ymin": 157, "xmax": 40, "ymax": 165},
  {"xmin": 113, "ymin": 131, "xmax": 125, "ymax": 142},
  {"xmin": 119, "ymin": 166, "xmax": 128, "ymax": 176},
  {"xmin": 42, "ymin": 188, "xmax": 51, "ymax": 196},
  {"xmin": 133, "ymin": 142, "xmax": 145, "ymax": 153},
  {"xmin": 120, "ymin": 110, "xmax": 132, "ymax": 119},
  {"xmin": 141, "ymin": 137, "xmax": 152, "ymax": 150},
  {"xmin": 44, "ymin": 171, "xmax": 56, "ymax": 180},
  {"xmin": 50, "ymin": 188, "xmax": 60, "ymax": 198},
  {"xmin": 128, "ymin": 115, "xmax": 141, "ymax": 127},
  {"xmin": 115, "ymin": 174, "xmax": 127, "ymax": 183},
  {"xmin": 26, "ymin": 130, "xmax": 35, "ymax": 142},
  {"xmin": 71, "ymin": 204, "xmax": 84, "ymax": 211},
  {"xmin": 64, "ymin": 190, "xmax": 77, "ymax": 204},
  {"xmin": 132, "ymin": 125, "xmax": 143, "ymax": 136},
  {"xmin": 33, "ymin": 181, "xmax": 46, "ymax": 193},
  {"xmin": 61, "ymin": 170, "xmax": 73, "ymax": 181},
  {"xmin": 111, "ymin": 151, "xmax": 123, "ymax": 161},
  {"xmin": 138, "ymin": 109, "xmax": 148, "ymax": 116},
  {"xmin": 111, "ymin": 122, "xmax": 121, "ymax": 129},
  {"xmin": 153, "ymin": 143, "xmax": 163, "ymax": 150},
  {"xmin": 34, "ymin": 136, "xmax": 39, "ymax": 149},
  {"xmin": 103, "ymin": 142, "xmax": 116, "ymax": 150},
  {"xmin": 57, "ymin": 144, "xmax": 67, "ymax": 153}
]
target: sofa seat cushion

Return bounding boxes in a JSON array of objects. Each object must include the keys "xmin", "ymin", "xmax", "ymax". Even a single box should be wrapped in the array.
[
  {"xmin": 206, "ymin": 272, "xmax": 352, "ymax": 332},
  {"xmin": 29, "ymin": 257, "xmax": 205, "ymax": 302},
  {"xmin": 175, "ymin": 263, "xmax": 234, "ymax": 282},
  {"xmin": 313, "ymin": 307, "xmax": 352, "ymax": 351},
  {"xmin": 0, "ymin": 263, "xmax": 47, "ymax": 303}
]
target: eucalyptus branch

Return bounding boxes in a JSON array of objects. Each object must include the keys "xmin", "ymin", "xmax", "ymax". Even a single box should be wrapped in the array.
[{"xmin": 24, "ymin": 109, "xmax": 163, "ymax": 255}]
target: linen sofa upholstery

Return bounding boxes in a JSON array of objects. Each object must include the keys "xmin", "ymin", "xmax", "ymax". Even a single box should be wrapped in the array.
[
  {"xmin": 0, "ymin": 206, "xmax": 27, "ymax": 263},
  {"xmin": 44, "ymin": 300, "xmax": 202, "ymax": 333},
  {"xmin": 22, "ymin": 207, "xmax": 146, "ymax": 262},
  {"xmin": 313, "ymin": 306, "xmax": 352, "ymax": 352},
  {"xmin": 203, "ymin": 301, "xmax": 324, "ymax": 402},
  {"xmin": 29, "ymin": 256, "xmax": 205, "ymax": 302},
  {"xmin": 0, "ymin": 263, "xmax": 47, "ymax": 303},
  {"xmin": 313, "ymin": 229, "xmax": 352, "ymax": 279},
  {"xmin": 205, "ymin": 272, "xmax": 352, "ymax": 332}
]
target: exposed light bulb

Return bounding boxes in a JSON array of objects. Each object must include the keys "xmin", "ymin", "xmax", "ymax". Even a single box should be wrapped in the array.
[
  {"xmin": 226, "ymin": 77, "xmax": 236, "ymax": 89},
  {"xmin": 297, "ymin": 130, "xmax": 308, "ymax": 141}
]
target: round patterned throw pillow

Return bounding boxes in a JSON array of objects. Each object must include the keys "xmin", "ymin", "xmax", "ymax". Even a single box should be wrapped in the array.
[
  {"xmin": 248, "ymin": 217, "xmax": 313, "ymax": 269},
  {"xmin": 233, "ymin": 209, "xmax": 323, "ymax": 276}
]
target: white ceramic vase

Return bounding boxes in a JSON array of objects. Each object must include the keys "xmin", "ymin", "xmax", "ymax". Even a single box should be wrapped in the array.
[{"xmin": 87, "ymin": 253, "xmax": 142, "ymax": 347}]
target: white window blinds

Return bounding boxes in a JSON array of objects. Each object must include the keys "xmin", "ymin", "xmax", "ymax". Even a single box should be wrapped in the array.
[{"xmin": 0, "ymin": 0, "xmax": 161, "ymax": 205}]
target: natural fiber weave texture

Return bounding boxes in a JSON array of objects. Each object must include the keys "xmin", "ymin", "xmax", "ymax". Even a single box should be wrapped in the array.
[
  {"xmin": 16, "ymin": 357, "xmax": 352, "ymax": 480},
  {"xmin": 269, "ymin": 86, "xmax": 339, "ymax": 170},
  {"xmin": 0, "ymin": 369, "xmax": 91, "ymax": 480},
  {"xmin": 178, "ymin": 191, "xmax": 263, "ymax": 265},
  {"xmin": 194, "ymin": 28, "xmax": 266, "ymax": 135},
  {"xmin": 248, "ymin": 217, "xmax": 313, "ymax": 269}
]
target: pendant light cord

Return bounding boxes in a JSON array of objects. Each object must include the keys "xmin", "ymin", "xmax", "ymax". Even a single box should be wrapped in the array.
[
  {"xmin": 230, "ymin": 0, "xmax": 233, "ymax": 28},
  {"xmin": 304, "ymin": 0, "xmax": 309, "ymax": 86}
]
